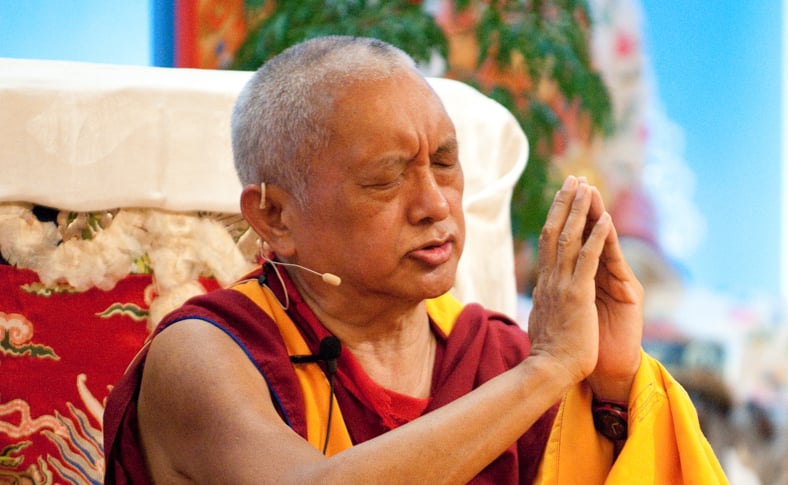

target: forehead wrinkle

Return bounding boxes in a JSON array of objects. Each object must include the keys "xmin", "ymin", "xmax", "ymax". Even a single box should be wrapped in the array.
[{"xmin": 349, "ymin": 121, "xmax": 457, "ymax": 178}]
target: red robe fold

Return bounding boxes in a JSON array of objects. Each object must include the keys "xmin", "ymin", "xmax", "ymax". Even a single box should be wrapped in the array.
[{"xmin": 103, "ymin": 265, "xmax": 556, "ymax": 484}]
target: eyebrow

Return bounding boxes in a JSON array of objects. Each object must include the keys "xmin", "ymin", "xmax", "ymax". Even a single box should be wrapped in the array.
[
  {"xmin": 434, "ymin": 137, "xmax": 458, "ymax": 157},
  {"xmin": 365, "ymin": 135, "xmax": 459, "ymax": 172}
]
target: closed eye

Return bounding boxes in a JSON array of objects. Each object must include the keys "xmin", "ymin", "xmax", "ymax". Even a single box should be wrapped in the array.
[
  {"xmin": 360, "ymin": 173, "xmax": 403, "ymax": 190},
  {"xmin": 432, "ymin": 138, "xmax": 459, "ymax": 168},
  {"xmin": 364, "ymin": 180, "xmax": 400, "ymax": 190}
]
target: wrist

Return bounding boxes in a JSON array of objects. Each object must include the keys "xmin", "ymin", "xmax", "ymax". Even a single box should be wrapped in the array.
[
  {"xmin": 524, "ymin": 351, "xmax": 584, "ymax": 395},
  {"xmin": 586, "ymin": 375, "xmax": 634, "ymax": 403},
  {"xmin": 520, "ymin": 352, "xmax": 579, "ymax": 402},
  {"xmin": 586, "ymin": 351, "xmax": 642, "ymax": 402}
]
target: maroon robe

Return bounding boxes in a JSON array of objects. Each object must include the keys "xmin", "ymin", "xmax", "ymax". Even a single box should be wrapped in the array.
[{"xmin": 103, "ymin": 265, "xmax": 557, "ymax": 484}]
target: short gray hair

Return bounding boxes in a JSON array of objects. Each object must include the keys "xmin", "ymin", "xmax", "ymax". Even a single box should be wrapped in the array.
[{"xmin": 231, "ymin": 36, "xmax": 417, "ymax": 207}]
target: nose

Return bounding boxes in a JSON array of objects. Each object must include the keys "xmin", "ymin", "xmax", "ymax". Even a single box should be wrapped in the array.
[{"xmin": 406, "ymin": 166, "xmax": 451, "ymax": 225}]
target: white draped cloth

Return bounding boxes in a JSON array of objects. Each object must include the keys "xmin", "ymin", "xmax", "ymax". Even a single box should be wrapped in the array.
[{"xmin": 0, "ymin": 58, "xmax": 527, "ymax": 318}]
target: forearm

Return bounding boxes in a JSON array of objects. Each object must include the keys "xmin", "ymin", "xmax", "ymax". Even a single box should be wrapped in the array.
[
  {"xmin": 141, "ymin": 321, "xmax": 578, "ymax": 485},
  {"xmin": 299, "ymin": 355, "xmax": 573, "ymax": 485}
]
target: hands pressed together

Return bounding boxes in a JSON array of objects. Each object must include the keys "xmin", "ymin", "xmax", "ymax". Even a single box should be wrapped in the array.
[{"xmin": 528, "ymin": 175, "xmax": 644, "ymax": 402}]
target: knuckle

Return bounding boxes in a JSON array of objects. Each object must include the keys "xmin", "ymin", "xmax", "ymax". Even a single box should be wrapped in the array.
[
  {"xmin": 575, "ymin": 246, "xmax": 596, "ymax": 268},
  {"xmin": 537, "ymin": 225, "xmax": 555, "ymax": 250},
  {"xmin": 552, "ymin": 194, "xmax": 570, "ymax": 208},
  {"xmin": 557, "ymin": 230, "xmax": 574, "ymax": 248},
  {"xmin": 577, "ymin": 242, "xmax": 591, "ymax": 257}
]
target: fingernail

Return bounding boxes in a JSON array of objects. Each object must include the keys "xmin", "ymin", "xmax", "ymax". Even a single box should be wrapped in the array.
[
  {"xmin": 577, "ymin": 183, "xmax": 586, "ymax": 197},
  {"xmin": 562, "ymin": 176, "xmax": 576, "ymax": 190}
]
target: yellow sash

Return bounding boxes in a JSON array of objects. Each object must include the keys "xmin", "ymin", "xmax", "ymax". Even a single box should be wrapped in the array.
[
  {"xmin": 535, "ymin": 350, "xmax": 728, "ymax": 484},
  {"xmin": 232, "ymin": 279, "xmax": 724, "ymax": 482},
  {"xmin": 232, "ymin": 279, "xmax": 463, "ymax": 457}
]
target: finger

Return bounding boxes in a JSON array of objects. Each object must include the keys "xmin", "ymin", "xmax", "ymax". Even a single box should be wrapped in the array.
[
  {"xmin": 574, "ymin": 211, "xmax": 612, "ymax": 283},
  {"xmin": 600, "ymin": 216, "xmax": 637, "ymax": 282},
  {"xmin": 589, "ymin": 186, "xmax": 605, "ymax": 221},
  {"xmin": 537, "ymin": 175, "xmax": 578, "ymax": 272},
  {"xmin": 582, "ymin": 186, "xmax": 606, "ymax": 242},
  {"xmin": 556, "ymin": 182, "xmax": 595, "ymax": 277}
]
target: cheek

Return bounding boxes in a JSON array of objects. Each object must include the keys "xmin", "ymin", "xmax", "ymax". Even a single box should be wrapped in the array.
[
  {"xmin": 336, "ymin": 229, "xmax": 404, "ymax": 281},
  {"xmin": 319, "ymin": 204, "xmax": 403, "ymax": 255},
  {"xmin": 453, "ymin": 204, "xmax": 466, "ymax": 254},
  {"xmin": 445, "ymin": 183, "xmax": 466, "ymax": 253},
  {"xmin": 345, "ymin": 212, "xmax": 414, "ymax": 271},
  {"xmin": 447, "ymin": 183, "xmax": 465, "ymax": 221},
  {"xmin": 354, "ymin": 211, "xmax": 405, "ymax": 251}
]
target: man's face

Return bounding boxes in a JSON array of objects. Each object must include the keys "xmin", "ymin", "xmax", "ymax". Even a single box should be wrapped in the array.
[{"xmin": 284, "ymin": 69, "xmax": 465, "ymax": 305}]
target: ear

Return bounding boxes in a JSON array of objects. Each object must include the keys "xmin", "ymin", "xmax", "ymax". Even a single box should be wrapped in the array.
[{"xmin": 240, "ymin": 183, "xmax": 296, "ymax": 258}]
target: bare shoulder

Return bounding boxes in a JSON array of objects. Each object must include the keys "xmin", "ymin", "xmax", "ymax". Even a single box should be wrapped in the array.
[{"xmin": 137, "ymin": 319, "xmax": 321, "ymax": 482}]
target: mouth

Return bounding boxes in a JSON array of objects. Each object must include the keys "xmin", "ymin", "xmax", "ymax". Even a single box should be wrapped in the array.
[{"xmin": 409, "ymin": 238, "xmax": 454, "ymax": 266}]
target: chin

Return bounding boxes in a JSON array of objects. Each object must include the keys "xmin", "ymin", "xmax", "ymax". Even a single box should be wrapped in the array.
[{"xmin": 414, "ymin": 268, "xmax": 457, "ymax": 299}]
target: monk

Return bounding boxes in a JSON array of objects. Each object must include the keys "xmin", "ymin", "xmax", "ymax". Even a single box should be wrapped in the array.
[{"xmin": 104, "ymin": 36, "xmax": 725, "ymax": 484}]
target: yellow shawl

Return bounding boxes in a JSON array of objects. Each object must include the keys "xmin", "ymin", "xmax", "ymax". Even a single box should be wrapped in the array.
[
  {"xmin": 238, "ymin": 278, "xmax": 726, "ymax": 481},
  {"xmin": 536, "ymin": 350, "xmax": 728, "ymax": 484}
]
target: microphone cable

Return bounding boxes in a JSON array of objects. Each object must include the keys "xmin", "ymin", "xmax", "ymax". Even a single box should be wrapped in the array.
[
  {"xmin": 290, "ymin": 336, "xmax": 342, "ymax": 455},
  {"xmin": 323, "ymin": 368, "xmax": 336, "ymax": 454}
]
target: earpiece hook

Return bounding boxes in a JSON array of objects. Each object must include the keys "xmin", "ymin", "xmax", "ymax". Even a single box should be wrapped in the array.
[{"xmin": 259, "ymin": 182, "xmax": 267, "ymax": 209}]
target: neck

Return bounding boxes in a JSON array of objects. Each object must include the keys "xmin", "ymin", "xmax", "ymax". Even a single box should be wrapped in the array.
[
  {"xmin": 338, "ymin": 315, "xmax": 436, "ymax": 399},
  {"xmin": 290, "ymin": 269, "xmax": 437, "ymax": 398},
  {"xmin": 305, "ymin": 288, "xmax": 437, "ymax": 398}
]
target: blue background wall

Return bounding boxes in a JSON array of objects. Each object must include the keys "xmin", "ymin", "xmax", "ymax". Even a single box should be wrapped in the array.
[
  {"xmin": 0, "ymin": 1, "xmax": 152, "ymax": 65},
  {"xmin": 1, "ymin": 0, "xmax": 784, "ymax": 298}
]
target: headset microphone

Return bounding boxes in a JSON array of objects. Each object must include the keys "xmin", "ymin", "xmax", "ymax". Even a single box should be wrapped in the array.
[
  {"xmin": 318, "ymin": 272, "xmax": 342, "ymax": 287},
  {"xmin": 270, "ymin": 260, "xmax": 342, "ymax": 287},
  {"xmin": 261, "ymin": 241, "xmax": 342, "ymax": 287}
]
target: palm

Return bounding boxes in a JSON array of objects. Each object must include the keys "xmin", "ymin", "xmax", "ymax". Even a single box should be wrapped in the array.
[{"xmin": 587, "ymin": 241, "xmax": 644, "ymax": 400}]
